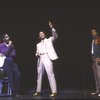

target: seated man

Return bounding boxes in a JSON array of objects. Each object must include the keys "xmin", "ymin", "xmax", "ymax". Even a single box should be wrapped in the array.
[
  {"xmin": 0, "ymin": 39, "xmax": 6, "ymax": 94},
  {"xmin": 0, "ymin": 33, "xmax": 21, "ymax": 97}
]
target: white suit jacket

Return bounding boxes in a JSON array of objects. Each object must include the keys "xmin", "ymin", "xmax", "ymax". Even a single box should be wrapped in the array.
[{"xmin": 36, "ymin": 28, "xmax": 58, "ymax": 61}]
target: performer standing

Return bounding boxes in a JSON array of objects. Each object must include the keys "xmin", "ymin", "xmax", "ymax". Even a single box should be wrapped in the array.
[
  {"xmin": 90, "ymin": 29, "xmax": 100, "ymax": 96},
  {"xmin": 33, "ymin": 21, "xmax": 58, "ymax": 97},
  {"xmin": 0, "ymin": 33, "xmax": 21, "ymax": 97}
]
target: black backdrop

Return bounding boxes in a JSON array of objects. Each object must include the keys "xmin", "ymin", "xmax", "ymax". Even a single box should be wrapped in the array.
[{"xmin": 0, "ymin": 0, "xmax": 100, "ymax": 91}]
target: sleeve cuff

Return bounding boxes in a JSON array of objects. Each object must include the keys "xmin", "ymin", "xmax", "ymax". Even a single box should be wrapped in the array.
[{"xmin": 52, "ymin": 28, "xmax": 56, "ymax": 31}]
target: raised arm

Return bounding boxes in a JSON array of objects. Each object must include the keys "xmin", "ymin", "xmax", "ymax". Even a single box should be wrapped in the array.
[{"xmin": 49, "ymin": 21, "xmax": 58, "ymax": 42}]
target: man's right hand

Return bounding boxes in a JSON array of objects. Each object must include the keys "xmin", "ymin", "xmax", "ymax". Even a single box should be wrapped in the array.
[
  {"xmin": 8, "ymin": 40, "xmax": 13, "ymax": 46},
  {"xmin": 35, "ymin": 52, "xmax": 40, "ymax": 57}
]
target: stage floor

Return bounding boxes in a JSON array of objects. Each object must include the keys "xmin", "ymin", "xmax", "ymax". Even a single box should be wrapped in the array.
[{"xmin": 0, "ymin": 88, "xmax": 99, "ymax": 99}]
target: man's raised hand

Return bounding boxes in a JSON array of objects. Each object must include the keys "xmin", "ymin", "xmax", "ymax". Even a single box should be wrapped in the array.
[{"xmin": 49, "ymin": 21, "xmax": 53, "ymax": 28}]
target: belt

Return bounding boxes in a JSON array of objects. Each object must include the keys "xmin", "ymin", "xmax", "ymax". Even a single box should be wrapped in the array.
[{"xmin": 40, "ymin": 53, "xmax": 48, "ymax": 55}]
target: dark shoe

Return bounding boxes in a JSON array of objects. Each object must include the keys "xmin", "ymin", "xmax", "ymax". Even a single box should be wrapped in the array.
[
  {"xmin": 49, "ymin": 93, "xmax": 57, "ymax": 97},
  {"xmin": 33, "ymin": 92, "xmax": 41, "ymax": 96}
]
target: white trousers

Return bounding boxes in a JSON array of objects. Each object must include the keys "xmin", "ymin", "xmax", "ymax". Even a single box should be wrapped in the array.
[{"xmin": 36, "ymin": 54, "xmax": 57, "ymax": 93}]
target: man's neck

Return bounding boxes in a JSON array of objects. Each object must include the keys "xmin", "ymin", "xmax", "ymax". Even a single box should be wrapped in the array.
[
  {"xmin": 41, "ymin": 38, "xmax": 45, "ymax": 41},
  {"xmin": 93, "ymin": 35, "xmax": 98, "ymax": 40}
]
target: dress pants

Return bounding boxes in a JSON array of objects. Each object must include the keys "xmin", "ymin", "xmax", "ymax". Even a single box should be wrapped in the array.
[
  {"xmin": 3, "ymin": 57, "xmax": 21, "ymax": 95},
  {"xmin": 92, "ymin": 56, "xmax": 100, "ymax": 93},
  {"xmin": 36, "ymin": 54, "xmax": 57, "ymax": 93}
]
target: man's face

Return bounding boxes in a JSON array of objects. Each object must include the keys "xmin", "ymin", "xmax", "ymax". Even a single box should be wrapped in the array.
[
  {"xmin": 91, "ymin": 29, "xmax": 97, "ymax": 37},
  {"xmin": 4, "ymin": 34, "xmax": 10, "ymax": 42},
  {"xmin": 39, "ymin": 32, "xmax": 45, "ymax": 40}
]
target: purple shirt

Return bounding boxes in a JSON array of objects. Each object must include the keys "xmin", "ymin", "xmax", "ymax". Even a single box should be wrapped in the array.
[{"xmin": 0, "ymin": 43, "xmax": 16, "ymax": 58}]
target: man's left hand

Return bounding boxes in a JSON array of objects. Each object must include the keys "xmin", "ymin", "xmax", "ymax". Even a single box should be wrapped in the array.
[{"xmin": 49, "ymin": 21, "xmax": 53, "ymax": 28}]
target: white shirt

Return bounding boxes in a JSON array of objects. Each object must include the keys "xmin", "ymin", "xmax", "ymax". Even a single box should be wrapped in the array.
[
  {"xmin": 0, "ymin": 53, "xmax": 6, "ymax": 67},
  {"xmin": 39, "ymin": 39, "xmax": 48, "ymax": 54},
  {"xmin": 91, "ymin": 39, "xmax": 94, "ymax": 54}
]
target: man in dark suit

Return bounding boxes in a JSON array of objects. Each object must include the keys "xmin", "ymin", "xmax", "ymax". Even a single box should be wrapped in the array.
[{"xmin": 90, "ymin": 28, "xmax": 100, "ymax": 96}]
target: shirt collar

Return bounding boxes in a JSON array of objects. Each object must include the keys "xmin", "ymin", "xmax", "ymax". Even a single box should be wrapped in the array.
[
  {"xmin": 3, "ymin": 42, "xmax": 9, "ymax": 47},
  {"xmin": 41, "ymin": 38, "xmax": 47, "ymax": 42}
]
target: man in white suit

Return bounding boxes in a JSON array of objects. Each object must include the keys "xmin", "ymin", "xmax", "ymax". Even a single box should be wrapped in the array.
[{"xmin": 33, "ymin": 21, "xmax": 58, "ymax": 97}]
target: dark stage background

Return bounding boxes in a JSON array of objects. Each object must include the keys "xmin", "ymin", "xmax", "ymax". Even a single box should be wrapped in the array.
[{"xmin": 0, "ymin": 0, "xmax": 100, "ymax": 91}]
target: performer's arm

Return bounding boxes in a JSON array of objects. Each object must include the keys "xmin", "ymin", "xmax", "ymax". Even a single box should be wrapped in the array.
[
  {"xmin": 35, "ymin": 44, "xmax": 39, "ymax": 57},
  {"xmin": 5, "ymin": 40, "xmax": 16, "ymax": 57},
  {"xmin": 49, "ymin": 21, "xmax": 58, "ymax": 42}
]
